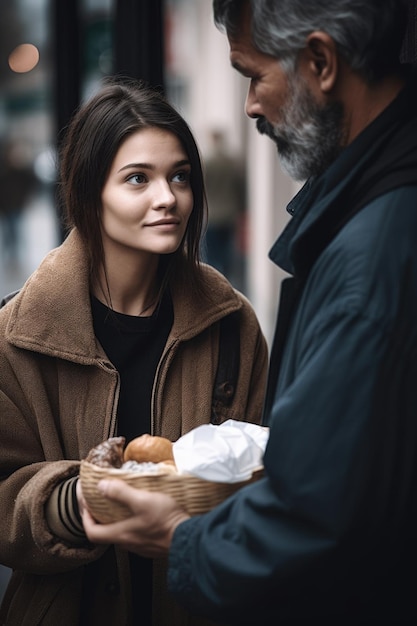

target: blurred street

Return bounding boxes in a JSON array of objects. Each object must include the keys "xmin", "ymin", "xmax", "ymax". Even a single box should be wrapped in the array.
[{"xmin": 0, "ymin": 191, "xmax": 59, "ymax": 300}]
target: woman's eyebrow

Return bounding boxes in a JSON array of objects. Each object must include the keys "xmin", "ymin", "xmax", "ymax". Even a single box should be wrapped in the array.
[
  {"xmin": 118, "ymin": 162, "xmax": 154, "ymax": 173},
  {"xmin": 118, "ymin": 159, "xmax": 190, "ymax": 173}
]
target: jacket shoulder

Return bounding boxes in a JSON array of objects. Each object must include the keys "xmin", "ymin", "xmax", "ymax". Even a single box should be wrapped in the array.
[{"xmin": 201, "ymin": 263, "xmax": 263, "ymax": 324}]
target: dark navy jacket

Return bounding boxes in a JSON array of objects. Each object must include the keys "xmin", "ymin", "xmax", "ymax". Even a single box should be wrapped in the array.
[{"xmin": 167, "ymin": 66, "xmax": 417, "ymax": 625}]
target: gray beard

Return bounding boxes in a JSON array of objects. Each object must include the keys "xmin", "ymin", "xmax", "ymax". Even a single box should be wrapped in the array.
[{"xmin": 256, "ymin": 78, "xmax": 345, "ymax": 181}]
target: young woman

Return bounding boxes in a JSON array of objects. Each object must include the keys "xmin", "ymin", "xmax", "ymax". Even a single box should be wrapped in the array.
[{"xmin": 0, "ymin": 79, "xmax": 268, "ymax": 626}]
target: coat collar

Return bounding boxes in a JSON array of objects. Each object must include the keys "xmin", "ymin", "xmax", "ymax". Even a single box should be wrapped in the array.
[
  {"xmin": 5, "ymin": 229, "xmax": 241, "ymax": 361},
  {"xmin": 170, "ymin": 262, "xmax": 242, "ymax": 341},
  {"xmin": 5, "ymin": 230, "xmax": 98, "ymax": 362},
  {"xmin": 269, "ymin": 64, "xmax": 417, "ymax": 279}
]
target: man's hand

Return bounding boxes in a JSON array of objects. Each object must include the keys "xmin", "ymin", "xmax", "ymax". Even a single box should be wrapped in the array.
[{"xmin": 80, "ymin": 478, "xmax": 190, "ymax": 558}]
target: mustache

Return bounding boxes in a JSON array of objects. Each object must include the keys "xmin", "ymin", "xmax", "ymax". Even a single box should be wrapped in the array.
[
  {"xmin": 256, "ymin": 116, "xmax": 275, "ymax": 138},
  {"xmin": 256, "ymin": 116, "xmax": 287, "ymax": 153}
]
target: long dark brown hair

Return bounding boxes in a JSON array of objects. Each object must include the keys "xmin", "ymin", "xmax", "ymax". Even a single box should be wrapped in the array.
[{"xmin": 59, "ymin": 76, "xmax": 208, "ymax": 297}]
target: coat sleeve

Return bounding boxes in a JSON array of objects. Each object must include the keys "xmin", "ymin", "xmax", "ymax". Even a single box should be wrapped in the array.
[
  {"xmin": 166, "ymin": 304, "xmax": 417, "ymax": 623},
  {"xmin": 0, "ymin": 357, "xmax": 105, "ymax": 574}
]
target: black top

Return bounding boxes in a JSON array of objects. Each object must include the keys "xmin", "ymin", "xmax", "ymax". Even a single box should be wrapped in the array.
[
  {"xmin": 91, "ymin": 290, "xmax": 173, "ymax": 442},
  {"xmin": 91, "ymin": 290, "xmax": 174, "ymax": 625}
]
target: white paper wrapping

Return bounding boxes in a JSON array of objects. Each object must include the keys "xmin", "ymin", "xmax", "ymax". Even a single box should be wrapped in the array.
[{"xmin": 172, "ymin": 419, "xmax": 270, "ymax": 483}]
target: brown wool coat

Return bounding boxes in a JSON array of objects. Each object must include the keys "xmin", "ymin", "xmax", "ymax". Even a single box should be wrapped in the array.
[{"xmin": 0, "ymin": 229, "xmax": 268, "ymax": 626}]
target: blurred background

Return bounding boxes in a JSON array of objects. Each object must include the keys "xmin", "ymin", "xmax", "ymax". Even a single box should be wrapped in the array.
[
  {"xmin": 0, "ymin": 0, "xmax": 416, "ymax": 602},
  {"xmin": 0, "ymin": 0, "xmax": 299, "ymax": 348}
]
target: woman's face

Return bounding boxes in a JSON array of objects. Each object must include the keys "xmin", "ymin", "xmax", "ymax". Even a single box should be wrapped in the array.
[{"xmin": 100, "ymin": 127, "xmax": 193, "ymax": 260}]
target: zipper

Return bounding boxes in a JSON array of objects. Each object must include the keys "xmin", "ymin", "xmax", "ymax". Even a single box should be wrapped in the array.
[
  {"xmin": 96, "ymin": 358, "xmax": 120, "ymax": 439},
  {"xmin": 150, "ymin": 338, "xmax": 179, "ymax": 436}
]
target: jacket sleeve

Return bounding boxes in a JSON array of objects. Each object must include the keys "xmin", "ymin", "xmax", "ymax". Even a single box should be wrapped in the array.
[
  {"xmin": 0, "ymin": 360, "xmax": 105, "ymax": 574},
  {"xmin": 166, "ymin": 304, "xmax": 416, "ymax": 623}
]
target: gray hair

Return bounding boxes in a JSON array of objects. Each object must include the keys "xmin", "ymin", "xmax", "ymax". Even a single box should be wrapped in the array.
[{"xmin": 213, "ymin": 0, "xmax": 408, "ymax": 82}]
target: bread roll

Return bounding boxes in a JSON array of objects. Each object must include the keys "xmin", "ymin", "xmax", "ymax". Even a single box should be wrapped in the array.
[
  {"xmin": 85, "ymin": 436, "xmax": 126, "ymax": 468},
  {"xmin": 124, "ymin": 434, "xmax": 174, "ymax": 464}
]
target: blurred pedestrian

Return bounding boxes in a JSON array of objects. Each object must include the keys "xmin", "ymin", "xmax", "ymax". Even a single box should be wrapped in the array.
[
  {"xmin": 0, "ymin": 139, "xmax": 38, "ymax": 268},
  {"xmin": 203, "ymin": 128, "xmax": 246, "ymax": 282}
]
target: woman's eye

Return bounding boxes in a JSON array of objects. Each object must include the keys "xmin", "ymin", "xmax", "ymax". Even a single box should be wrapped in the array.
[
  {"xmin": 172, "ymin": 171, "xmax": 190, "ymax": 183},
  {"xmin": 126, "ymin": 173, "xmax": 147, "ymax": 185}
]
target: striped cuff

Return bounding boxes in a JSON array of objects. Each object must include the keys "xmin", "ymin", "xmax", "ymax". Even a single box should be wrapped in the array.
[{"xmin": 45, "ymin": 476, "xmax": 87, "ymax": 544}]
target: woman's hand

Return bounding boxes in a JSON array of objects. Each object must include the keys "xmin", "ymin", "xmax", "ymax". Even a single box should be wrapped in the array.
[{"xmin": 80, "ymin": 478, "xmax": 190, "ymax": 558}]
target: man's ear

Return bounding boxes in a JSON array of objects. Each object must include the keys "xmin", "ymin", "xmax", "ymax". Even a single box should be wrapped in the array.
[{"xmin": 304, "ymin": 31, "xmax": 338, "ymax": 93}]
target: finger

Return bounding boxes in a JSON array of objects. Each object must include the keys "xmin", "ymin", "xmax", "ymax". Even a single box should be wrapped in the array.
[
  {"xmin": 97, "ymin": 478, "xmax": 144, "ymax": 508},
  {"xmin": 81, "ymin": 507, "xmax": 105, "ymax": 541},
  {"xmin": 81, "ymin": 506, "xmax": 127, "ymax": 544}
]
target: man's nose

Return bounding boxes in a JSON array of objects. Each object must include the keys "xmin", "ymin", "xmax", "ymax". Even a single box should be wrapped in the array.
[{"xmin": 245, "ymin": 83, "xmax": 262, "ymax": 118}]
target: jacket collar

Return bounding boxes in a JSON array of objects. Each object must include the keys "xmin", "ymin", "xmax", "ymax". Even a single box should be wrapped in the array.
[
  {"xmin": 5, "ymin": 230, "xmax": 98, "ymax": 362},
  {"xmin": 5, "ymin": 230, "xmax": 241, "ymax": 361},
  {"xmin": 270, "ymin": 64, "xmax": 417, "ymax": 278},
  {"xmin": 170, "ymin": 263, "xmax": 242, "ymax": 342}
]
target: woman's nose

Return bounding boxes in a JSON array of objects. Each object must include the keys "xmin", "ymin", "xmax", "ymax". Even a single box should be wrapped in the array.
[{"xmin": 152, "ymin": 179, "xmax": 176, "ymax": 209}]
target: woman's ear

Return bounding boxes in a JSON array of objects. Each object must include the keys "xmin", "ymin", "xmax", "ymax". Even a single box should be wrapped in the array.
[{"xmin": 304, "ymin": 31, "xmax": 338, "ymax": 93}]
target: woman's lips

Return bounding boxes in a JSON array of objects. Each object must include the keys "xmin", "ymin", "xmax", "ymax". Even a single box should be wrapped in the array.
[{"xmin": 146, "ymin": 218, "xmax": 180, "ymax": 228}]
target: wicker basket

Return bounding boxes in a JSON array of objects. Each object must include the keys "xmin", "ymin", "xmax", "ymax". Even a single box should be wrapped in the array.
[{"xmin": 80, "ymin": 460, "xmax": 264, "ymax": 523}]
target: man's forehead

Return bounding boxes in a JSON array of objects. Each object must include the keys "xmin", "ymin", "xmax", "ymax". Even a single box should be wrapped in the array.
[
  {"xmin": 228, "ymin": 38, "xmax": 254, "ymax": 76},
  {"xmin": 228, "ymin": 26, "xmax": 278, "ymax": 77}
]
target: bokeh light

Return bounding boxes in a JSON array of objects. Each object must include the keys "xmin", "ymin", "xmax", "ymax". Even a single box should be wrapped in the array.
[{"xmin": 8, "ymin": 43, "xmax": 40, "ymax": 73}]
